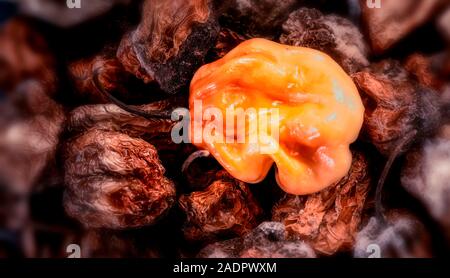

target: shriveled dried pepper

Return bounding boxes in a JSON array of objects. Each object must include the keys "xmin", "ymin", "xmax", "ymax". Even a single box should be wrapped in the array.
[{"xmin": 189, "ymin": 38, "xmax": 364, "ymax": 195}]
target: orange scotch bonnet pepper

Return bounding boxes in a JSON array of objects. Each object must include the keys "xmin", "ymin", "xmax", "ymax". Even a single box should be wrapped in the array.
[{"xmin": 189, "ymin": 38, "xmax": 364, "ymax": 195}]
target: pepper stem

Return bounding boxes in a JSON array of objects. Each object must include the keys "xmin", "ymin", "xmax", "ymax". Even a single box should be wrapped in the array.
[
  {"xmin": 375, "ymin": 129, "xmax": 418, "ymax": 223},
  {"xmin": 182, "ymin": 150, "xmax": 211, "ymax": 174}
]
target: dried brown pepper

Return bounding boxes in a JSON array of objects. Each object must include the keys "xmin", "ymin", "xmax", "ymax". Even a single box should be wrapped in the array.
[
  {"xmin": 197, "ymin": 222, "xmax": 316, "ymax": 258},
  {"xmin": 116, "ymin": 0, "xmax": 219, "ymax": 94},
  {"xmin": 219, "ymin": 0, "xmax": 300, "ymax": 39},
  {"xmin": 272, "ymin": 150, "xmax": 371, "ymax": 255},
  {"xmin": 65, "ymin": 98, "xmax": 188, "ymax": 168},
  {"xmin": 352, "ymin": 60, "xmax": 443, "ymax": 220},
  {"xmin": 179, "ymin": 170, "xmax": 262, "ymax": 242},
  {"xmin": 280, "ymin": 7, "xmax": 369, "ymax": 74},
  {"xmin": 63, "ymin": 129, "xmax": 176, "ymax": 229},
  {"xmin": 352, "ymin": 60, "xmax": 442, "ymax": 157},
  {"xmin": 206, "ymin": 28, "xmax": 245, "ymax": 62}
]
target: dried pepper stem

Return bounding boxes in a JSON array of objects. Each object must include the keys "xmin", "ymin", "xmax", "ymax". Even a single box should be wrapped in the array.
[{"xmin": 375, "ymin": 129, "xmax": 418, "ymax": 222}]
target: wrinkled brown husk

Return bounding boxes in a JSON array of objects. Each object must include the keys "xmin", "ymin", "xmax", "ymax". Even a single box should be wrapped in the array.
[
  {"xmin": 280, "ymin": 7, "xmax": 369, "ymax": 74},
  {"xmin": 179, "ymin": 170, "xmax": 262, "ymax": 242},
  {"xmin": 272, "ymin": 150, "xmax": 371, "ymax": 255},
  {"xmin": 352, "ymin": 60, "xmax": 442, "ymax": 156},
  {"xmin": 198, "ymin": 222, "xmax": 316, "ymax": 258},
  {"xmin": 116, "ymin": 0, "xmax": 219, "ymax": 94}
]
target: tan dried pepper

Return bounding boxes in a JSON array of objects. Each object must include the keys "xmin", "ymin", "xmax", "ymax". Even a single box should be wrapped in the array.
[
  {"xmin": 219, "ymin": 0, "xmax": 300, "ymax": 39},
  {"xmin": 179, "ymin": 170, "xmax": 262, "ymax": 242},
  {"xmin": 66, "ymin": 99, "xmax": 186, "ymax": 166},
  {"xmin": 63, "ymin": 129, "xmax": 176, "ymax": 229},
  {"xmin": 352, "ymin": 60, "xmax": 442, "ymax": 157},
  {"xmin": 353, "ymin": 60, "xmax": 447, "ymax": 224},
  {"xmin": 272, "ymin": 150, "xmax": 371, "ymax": 255}
]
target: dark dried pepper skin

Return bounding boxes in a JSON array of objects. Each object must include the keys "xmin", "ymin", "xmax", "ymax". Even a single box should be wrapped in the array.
[
  {"xmin": 197, "ymin": 222, "xmax": 316, "ymax": 258},
  {"xmin": 206, "ymin": 28, "xmax": 246, "ymax": 62},
  {"xmin": 352, "ymin": 60, "xmax": 442, "ymax": 157},
  {"xmin": 117, "ymin": 32, "xmax": 151, "ymax": 84},
  {"xmin": 218, "ymin": 0, "xmax": 299, "ymax": 39},
  {"xmin": 117, "ymin": 0, "xmax": 219, "ymax": 94},
  {"xmin": 64, "ymin": 129, "xmax": 176, "ymax": 229},
  {"xmin": 280, "ymin": 7, "xmax": 369, "ymax": 74},
  {"xmin": 272, "ymin": 150, "xmax": 371, "ymax": 255},
  {"xmin": 179, "ymin": 171, "xmax": 262, "ymax": 242}
]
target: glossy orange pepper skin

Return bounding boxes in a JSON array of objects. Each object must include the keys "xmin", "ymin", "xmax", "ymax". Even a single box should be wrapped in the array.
[{"xmin": 189, "ymin": 38, "xmax": 364, "ymax": 195}]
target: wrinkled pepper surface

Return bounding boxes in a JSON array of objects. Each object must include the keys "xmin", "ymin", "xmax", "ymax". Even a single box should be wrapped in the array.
[{"xmin": 189, "ymin": 38, "xmax": 364, "ymax": 195}]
